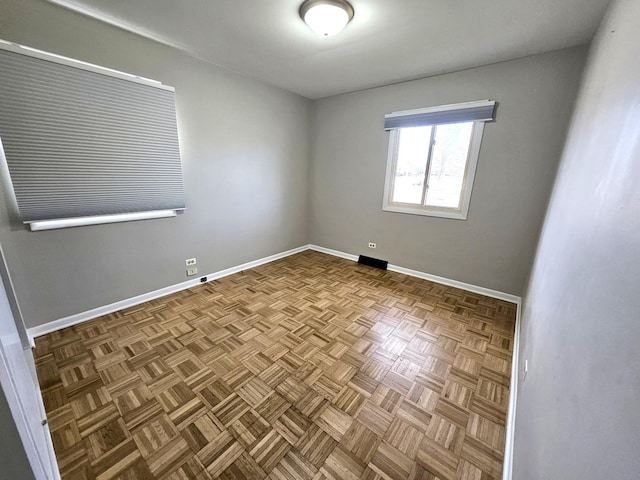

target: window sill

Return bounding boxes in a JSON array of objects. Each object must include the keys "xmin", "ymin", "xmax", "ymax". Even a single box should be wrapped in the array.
[{"xmin": 382, "ymin": 204, "xmax": 468, "ymax": 220}]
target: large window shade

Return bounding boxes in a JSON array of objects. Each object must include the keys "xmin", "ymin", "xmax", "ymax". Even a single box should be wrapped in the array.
[
  {"xmin": 0, "ymin": 41, "xmax": 185, "ymax": 230},
  {"xmin": 384, "ymin": 100, "xmax": 496, "ymax": 130}
]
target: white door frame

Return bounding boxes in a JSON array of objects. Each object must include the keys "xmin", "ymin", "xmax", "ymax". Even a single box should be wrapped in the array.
[{"xmin": 0, "ymin": 244, "xmax": 60, "ymax": 480}]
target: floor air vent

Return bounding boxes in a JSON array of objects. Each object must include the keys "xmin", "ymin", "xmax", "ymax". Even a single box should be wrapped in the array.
[{"xmin": 358, "ymin": 255, "xmax": 388, "ymax": 270}]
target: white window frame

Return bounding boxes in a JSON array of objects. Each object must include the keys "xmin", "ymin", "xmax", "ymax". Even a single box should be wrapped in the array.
[{"xmin": 382, "ymin": 100, "xmax": 493, "ymax": 220}]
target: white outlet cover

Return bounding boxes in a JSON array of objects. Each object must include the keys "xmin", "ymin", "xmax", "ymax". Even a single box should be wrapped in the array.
[{"xmin": 186, "ymin": 258, "xmax": 197, "ymax": 266}]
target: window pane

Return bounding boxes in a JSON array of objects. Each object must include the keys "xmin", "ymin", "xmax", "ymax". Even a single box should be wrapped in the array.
[
  {"xmin": 392, "ymin": 126, "xmax": 432, "ymax": 204},
  {"xmin": 425, "ymin": 122, "xmax": 473, "ymax": 209}
]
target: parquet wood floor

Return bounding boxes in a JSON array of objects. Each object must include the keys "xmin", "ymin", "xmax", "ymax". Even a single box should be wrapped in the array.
[{"xmin": 34, "ymin": 250, "xmax": 516, "ymax": 480}]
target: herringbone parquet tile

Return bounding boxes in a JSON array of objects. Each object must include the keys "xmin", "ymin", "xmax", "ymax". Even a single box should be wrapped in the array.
[{"xmin": 34, "ymin": 250, "xmax": 516, "ymax": 480}]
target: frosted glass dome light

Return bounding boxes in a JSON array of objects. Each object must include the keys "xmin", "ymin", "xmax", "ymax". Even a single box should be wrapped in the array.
[{"xmin": 300, "ymin": 0, "xmax": 354, "ymax": 37}]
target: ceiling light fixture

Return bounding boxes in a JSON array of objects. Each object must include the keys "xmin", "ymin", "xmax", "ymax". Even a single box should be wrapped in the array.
[{"xmin": 299, "ymin": 0, "xmax": 354, "ymax": 37}]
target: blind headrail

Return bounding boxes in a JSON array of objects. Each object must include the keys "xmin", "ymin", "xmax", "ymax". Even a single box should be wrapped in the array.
[{"xmin": 0, "ymin": 39, "xmax": 173, "ymax": 92}]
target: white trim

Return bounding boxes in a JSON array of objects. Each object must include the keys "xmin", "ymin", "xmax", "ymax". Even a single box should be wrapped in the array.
[
  {"xmin": 387, "ymin": 263, "xmax": 520, "ymax": 304},
  {"xmin": 308, "ymin": 244, "xmax": 358, "ymax": 262},
  {"xmin": 385, "ymin": 99, "xmax": 496, "ymax": 119},
  {"xmin": 502, "ymin": 298, "xmax": 521, "ymax": 480},
  {"xmin": 309, "ymin": 244, "xmax": 520, "ymax": 303},
  {"xmin": 25, "ymin": 241, "xmax": 521, "ymax": 479},
  {"xmin": 33, "ymin": 243, "xmax": 520, "ymax": 339},
  {"xmin": 0, "ymin": 39, "xmax": 172, "ymax": 91},
  {"xmin": 382, "ymin": 122, "xmax": 485, "ymax": 221},
  {"xmin": 27, "ymin": 245, "xmax": 308, "ymax": 340},
  {"xmin": 0, "ymin": 243, "xmax": 31, "ymax": 349},
  {"xmin": 0, "ymin": 243, "xmax": 59, "ymax": 479},
  {"xmin": 382, "ymin": 204, "xmax": 469, "ymax": 220},
  {"xmin": 309, "ymin": 243, "xmax": 521, "ymax": 480},
  {"xmin": 382, "ymin": 128, "xmax": 400, "ymax": 217},
  {"xmin": 0, "ymin": 346, "xmax": 55, "ymax": 480},
  {"xmin": 458, "ymin": 121, "xmax": 484, "ymax": 220}
]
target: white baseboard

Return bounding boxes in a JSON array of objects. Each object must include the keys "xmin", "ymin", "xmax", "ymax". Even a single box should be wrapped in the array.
[
  {"xmin": 27, "ymin": 242, "xmax": 521, "ymax": 479},
  {"xmin": 309, "ymin": 243, "xmax": 521, "ymax": 480},
  {"xmin": 309, "ymin": 244, "xmax": 520, "ymax": 304},
  {"xmin": 388, "ymin": 264, "xmax": 520, "ymax": 304},
  {"xmin": 308, "ymin": 244, "xmax": 358, "ymax": 262},
  {"xmin": 27, "ymin": 245, "xmax": 309, "ymax": 341},
  {"xmin": 502, "ymin": 298, "xmax": 521, "ymax": 480}
]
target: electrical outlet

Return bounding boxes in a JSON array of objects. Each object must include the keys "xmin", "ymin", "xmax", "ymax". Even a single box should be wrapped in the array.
[
  {"xmin": 368, "ymin": 242, "xmax": 376, "ymax": 248},
  {"xmin": 185, "ymin": 258, "xmax": 197, "ymax": 266},
  {"xmin": 186, "ymin": 267, "xmax": 198, "ymax": 276}
]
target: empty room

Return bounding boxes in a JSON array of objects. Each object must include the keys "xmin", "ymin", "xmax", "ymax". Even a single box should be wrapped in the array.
[{"xmin": 0, "ymin": 0, "xmax": 638, "ymax": 479}]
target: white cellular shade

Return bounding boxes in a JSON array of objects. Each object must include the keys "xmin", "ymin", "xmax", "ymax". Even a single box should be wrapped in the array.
[{"xmin": 0, "ymin": 44, "xmax": 185, "ymax": 225}]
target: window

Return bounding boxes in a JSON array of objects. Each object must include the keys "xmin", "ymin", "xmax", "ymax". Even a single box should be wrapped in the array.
[
  {"xmin": 382, "ymin": 100, "xmax": 495, "ymax": 219},
  {"xmin": 0, "ymin": 40, "xmax": 185, "ymax": 231}
]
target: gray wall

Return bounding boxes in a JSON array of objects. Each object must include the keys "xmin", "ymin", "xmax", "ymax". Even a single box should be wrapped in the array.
[
  {"xmin": 0, "ymin": 384, "xmax": 35, "ymax": 480},
  {"xmin": 309, "ymin": 48, "xmax": 587, "ymax": 296},
  {"xmin": 513, "ymin": 0, "xmax": 640, "ymax": 478},
  {"xmin": 0, "ymin": 0, "xmax": 311, "ymax": 328}
]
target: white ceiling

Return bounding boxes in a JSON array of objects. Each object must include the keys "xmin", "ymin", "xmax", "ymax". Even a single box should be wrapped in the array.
[{"xmin": 48, "ymin": 0, "xmax": 611, "ymax": 99}]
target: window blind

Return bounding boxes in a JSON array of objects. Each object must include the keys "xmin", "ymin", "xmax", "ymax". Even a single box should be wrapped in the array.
[
  {"xmin": 0, "ymin": 42, "xmax": 185, "ymax": 229},
  {"xmin": 384, "ymin": 100, "xmax": 496, "ymax": 130}
]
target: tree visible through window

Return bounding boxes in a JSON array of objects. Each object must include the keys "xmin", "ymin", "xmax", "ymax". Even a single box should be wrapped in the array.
[
  {"xmin": 391, "ymin": 122, "xmax": 473, "ymax": 208},
  {"xmin": 383, "ymin": 101, "xmax": 494, "ymax": 219}
]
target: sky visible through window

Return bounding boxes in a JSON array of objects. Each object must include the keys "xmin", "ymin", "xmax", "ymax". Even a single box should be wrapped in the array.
[{"xmin": 392, "ymin": 122, "xmax": 473, "ymax": 208}]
